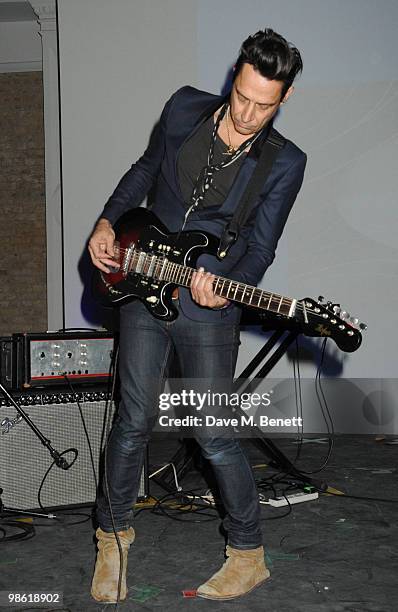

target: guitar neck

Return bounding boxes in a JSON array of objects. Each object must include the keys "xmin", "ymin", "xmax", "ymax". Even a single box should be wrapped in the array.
[{"xmin": 161, "ymin": 260, "xmax": 296, "ymax": 318}]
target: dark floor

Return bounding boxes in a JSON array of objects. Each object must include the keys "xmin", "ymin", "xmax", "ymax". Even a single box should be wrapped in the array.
[{"xmin": 1, "ymin": 436, "xmax": 398, "ymax": 612}]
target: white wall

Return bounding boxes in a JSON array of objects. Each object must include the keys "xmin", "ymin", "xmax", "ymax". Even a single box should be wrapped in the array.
[
  {"xmin": 57, "ymin": 0, "xmax": 398, "ymax": 431},
  {"xmin": 195, "ymin": 0, "xmax": 398, "ymax": 382},
  {"xmin": 57, "ymin": 0, "xmax": 196, "ymax": 328}
]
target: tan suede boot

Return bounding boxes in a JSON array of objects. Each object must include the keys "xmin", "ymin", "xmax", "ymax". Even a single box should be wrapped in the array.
[
  {"xmin": 196, "ymin": 545, "xmax": 270, "ymax": 600},
  {"xmin": 91, "ymin": 527, "xmax": 135, "ymax": 603}
]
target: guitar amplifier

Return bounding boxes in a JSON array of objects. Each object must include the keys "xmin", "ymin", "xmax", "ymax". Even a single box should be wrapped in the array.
[
  {"xmin": 0, "ymin": 389, "xmax": 149, "ymax": 511},
  {"xmin": 9, "ymin": 331, "xmax": 115, "ymax": 389}
]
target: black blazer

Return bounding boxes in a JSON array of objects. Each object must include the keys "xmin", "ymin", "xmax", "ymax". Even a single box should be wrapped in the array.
[{"xmin": 101, "ymin": 86, "xmax": 307, "ymax": 323}]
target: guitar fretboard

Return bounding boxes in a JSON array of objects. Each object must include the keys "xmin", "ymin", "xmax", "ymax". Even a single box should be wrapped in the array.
[{"xmin": 124, "ymin": 248, "xmax": 295, "ymax": 317}]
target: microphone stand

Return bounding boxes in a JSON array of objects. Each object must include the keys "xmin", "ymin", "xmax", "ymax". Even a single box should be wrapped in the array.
[{"xmin": 0, "ymin": 381, "xmax": 77, "ymax": 517}]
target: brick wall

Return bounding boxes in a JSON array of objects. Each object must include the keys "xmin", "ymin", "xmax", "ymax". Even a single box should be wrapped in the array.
[{"xmin": 0, "ymin": 72, "xmax": 47, "ymax": 336}]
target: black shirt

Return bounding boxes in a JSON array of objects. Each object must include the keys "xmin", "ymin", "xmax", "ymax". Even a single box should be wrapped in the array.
[{"xmin": 177, "ymin": 114, "xmax": 247, "ymax": 208}]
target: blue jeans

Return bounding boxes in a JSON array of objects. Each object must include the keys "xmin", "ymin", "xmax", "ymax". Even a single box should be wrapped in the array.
[{"xmin": 96, "ymin": 300, "xmax": 262, "ymax": 549}]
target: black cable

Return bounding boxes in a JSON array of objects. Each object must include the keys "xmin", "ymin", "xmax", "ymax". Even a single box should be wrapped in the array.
[
  {"xmin": 258, "ymin": 478, "xmax": 398, "ymax": 511},
  {"xmin": 298, "ymin": 338, "xmax": 334, "ymax": 474},
  {"xmin": 134, "ymin": 485, "xmax": 224, "ymax": 521},
  {"xmin": 101, "ymin": 343, "xmax": 124, "ymax": 610},
  {"xmin": 53, "ymin": 511, "xmax": 92, "ymax": 526},
  {"xmin": 261, "ymin": 492, "xmax": 293, "ymax": 521},
  {"xmin": 37, "ymin": 448, "xmax": 78, "ymax": 511},
  {"xmin": 0, "ymin": 520, "xmax": 35, "ymax": 542},
  {"xmin": 55, "ymin": 0, "xmax": 66, "ymax": 330},
  {"xmin": 146, "ymin": 489, "xmax": 220, "ymax": 523},
  {"xmin": 320, "ymin": 490, "xmax": 398, "ymax": 504},
  {"xmin": 100, "ymin": 351, "xmax": 118, "ymax": 458},
  {"xmin": 57, "ymin": 327, "xmax": 101, "ymax": 332},
  {"xmin": 291, "ymin": 337, "xmax": 304, "ymax": 463},
  {"xmin": 135, "ymin": 482, "xmax": 296, "ymax": 523},
  {"xmin": 258, "ymin": 479, "xmax": 312, "ymax": 520},
  {"xmin": 273, "ymin": 337, "xmax": 334, "ymax": 478},
  {"xmin": 0, "ymin": 509, "xmax": 92, "ymax": 527},
  {"xmin": 63, "ymin": 375, "xmax": 98, "ymax": 492}
]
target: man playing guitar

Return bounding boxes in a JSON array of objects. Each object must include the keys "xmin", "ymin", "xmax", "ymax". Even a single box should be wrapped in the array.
[{"xmin": 88, "ymin": 28, "xmax": 306, "ymax": 603}]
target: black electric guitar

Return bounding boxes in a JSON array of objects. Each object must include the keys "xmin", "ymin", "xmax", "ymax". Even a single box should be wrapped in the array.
[{"xmin": 92, "ymin": 208, "xmax": 365, "ymax": 353}]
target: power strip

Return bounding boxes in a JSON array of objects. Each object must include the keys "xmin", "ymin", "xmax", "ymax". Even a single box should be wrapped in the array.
[{"xmin": 268, "ymin": 491, "xmax": 319, "ymax": 507}]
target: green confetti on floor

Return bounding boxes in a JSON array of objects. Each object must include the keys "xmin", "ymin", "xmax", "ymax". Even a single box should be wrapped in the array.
[
  {"xmin": 0, "ymin": 558, "xmax": 18, "ymax": 565},
  {"xmin": 130, "ymin": 584, "xmax": 164, "ymax": 603},
  {"xmin": 335, "ymin": 520, "xmax": 356, "ymax": 531},
  {"xmin": 265, "ymin": 550, "xmax": 300, "ymax": 567}
]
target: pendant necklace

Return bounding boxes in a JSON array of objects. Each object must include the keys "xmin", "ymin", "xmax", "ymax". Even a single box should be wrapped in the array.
[{"xmin": 224, "ymin": 106, "xmax": 238, "ymax": 155}]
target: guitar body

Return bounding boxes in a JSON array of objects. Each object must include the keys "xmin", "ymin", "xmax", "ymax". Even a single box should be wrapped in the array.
[{"xmin": 93, "ymin": 208, "xmax": 219, "ymax": 320}]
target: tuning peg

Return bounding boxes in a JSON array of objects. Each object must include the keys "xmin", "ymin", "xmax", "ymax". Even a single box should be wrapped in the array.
[
  {"xmin": 350, "ymin": 316, "xmax": 359, "ymax": 325},
  {"xmin": 359, "ymin": 322, "xmax": 368, "ymax": 331},
  {"xmin": 340, "ymin": 311, "xmax": 350, "ymax": 320},
  {"xmin": 332, "ymin": 304, "xmax": 341, "ymax": 314},
  {"xmin": 318, "ymin": 295, "xmax": 324, "ymax": 303}
]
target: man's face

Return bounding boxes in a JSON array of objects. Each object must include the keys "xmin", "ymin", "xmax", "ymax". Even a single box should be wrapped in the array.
[{"xmin": 229, "ymin": 63, "xmax": 293, "ymax": 136}]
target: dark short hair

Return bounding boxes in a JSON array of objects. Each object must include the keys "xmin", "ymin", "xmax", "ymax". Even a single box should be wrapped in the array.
[{"xmin": 234, "ymin": 28, "xmax": 303, "ymax": 98}]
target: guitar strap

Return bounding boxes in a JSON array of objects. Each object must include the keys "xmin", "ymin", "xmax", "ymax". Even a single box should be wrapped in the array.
[{"xmin": 217, "ymin": 127, "xmax": 285, "ymax": 259}]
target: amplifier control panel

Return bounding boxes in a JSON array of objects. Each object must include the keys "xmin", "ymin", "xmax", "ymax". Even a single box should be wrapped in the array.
[{"xmin": 29, "ymin": 337, "xmax": 114, "ymax": 382}]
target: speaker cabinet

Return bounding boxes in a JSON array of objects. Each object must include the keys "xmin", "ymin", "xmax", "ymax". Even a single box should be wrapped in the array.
[{"xmin": 0, "ymin": 395, "xmax": 149, "ymax": 510}]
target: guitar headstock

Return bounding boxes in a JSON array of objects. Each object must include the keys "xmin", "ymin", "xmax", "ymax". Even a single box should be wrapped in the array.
[{"xmin": 297, "ymin": 296, "xmax": 366, "ymax": 352}]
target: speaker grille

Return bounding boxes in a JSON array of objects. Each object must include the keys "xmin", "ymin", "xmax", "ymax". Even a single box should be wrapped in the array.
[{"xmin": 0, "ymin": 400, "xmax": 148, "ymax": 510}]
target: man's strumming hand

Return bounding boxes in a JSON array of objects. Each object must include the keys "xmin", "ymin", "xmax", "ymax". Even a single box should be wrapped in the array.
[{"xmin": 88, "ymin": 218, "xmax": 118, "ymax": 273}]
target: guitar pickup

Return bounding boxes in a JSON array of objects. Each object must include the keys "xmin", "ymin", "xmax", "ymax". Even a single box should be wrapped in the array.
[
  {"xmin": 135, "ymin": 252, "xmax": 146, "ymax": 274},
  {"xmin": 121, "ymin": 245, "xmax": 134, "ymax": 276},
  {"xmin": 146, "ymin": 254, "xmax": 157, "ymax": 277}
]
